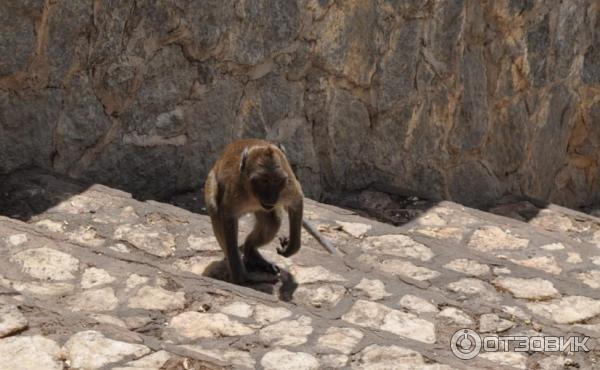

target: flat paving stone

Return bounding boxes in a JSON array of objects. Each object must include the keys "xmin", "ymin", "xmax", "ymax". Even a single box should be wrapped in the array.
[
  {"xmin": 336, "ymin": 221, "xmax": 372, "ymax": 238},
  {"xmin": 253, "ymin": 304, "xmax": 293, "ymax": 325},
  {"xmin": 113, "ymin": 224, "xmax": 175, "ymax": 257},
  {"xmin": 67, "ymin": 226, "xmax": 105, "ymax": 247},
  {"xmin": 7, "ymin": 233, "xmax": 28, "ymax": 246},
  {"xmin": 446, "ymin": 278, "xmax": 502, "ymax": 303},
  {"xmin": 1, "ymin": 172, "xmax": 600, "ymax": 369},
  {"xmin": 509, "ymin": 255, "xmax": 562, "ymax": 275},
  {"xmin": 576, "ymin": 270, "xmax": 600, "ymax": 289},
  {"xmin": 259, "ymin": 316, "xmax": 313, "ymax": 346},
  {"xmin": 67, "ymin": 287, "xmax": 119, "ymax": 312},
  {"xmin": 173, "ymin": 255, "xmax": 223, "ymax": 275},
  {"xmin": 413, "ymin": 226, "xmax": 464, "ymax": 241},
  {"xmin": 186, "ymin": 235, "xmax": 220, "ymax": 251},
  {"xmin": 359, "ymin": 254, "xmax": 441, "ymax": 281},
  {"xmin": 10, "ymin": 247, "xmax": 79, "ymax": 281},
  {"xmin": 493, "ymin": 277, "xmax": 560, "ymax": 300},
  {"xmin": 468, "ymin": 225, "xmax": 530, "ymax": 251},
  {"xmin": 127, "ymin": 285, "xmax": 186, "ymax": 311},
  {"xmin": 479, "ymin": 313, "xmax": 515, "ymax": 333},
  {"xmin": 479, "ymin": 352, "xmax": 527, "ymax": 369},
  {"xmin": 167, "ymin": 312, "xmax": 254, "ymax": 340},
  {"xmin": 81, "ymin": 267, "xmax": 115, "ymax": 289},
  {"xmin": 62, "ymin": 331, "xmax": 150, "ymax": 369},
  {"xmin": 261, "ymin": 348, "xmax": 319, "ymax": 370},
  {"xmin": 443, "ymin": 258, "xmax": 490, "ymax": 276},
  {"xmin": 398, "ymin": 294, "xmax": 439, "ymax": 313},
  {"xmin": 360, "ymin": 234, "xmax": 434, "ymax": 261},
  {"xmin": 179, "ymin": 345, "xmax": 256, "ymax": 369},
  {"xmin": 294, "ymin": 284, "xmax": 346, "ymax": 308},
  {"xmin": 350, "ymin": 344, "xmax": 441, "ymax": 370},
  {"xmin": 220, "ymin": 301, "xmax": 254, "ymax": 318},
  {"xmin": 353, "ymin": 278, "xmax": 391, "ymax": 300},
  {"xmin": 7, "ymin": 280, "xmax": 74, "ymax": 297},
  {"xmin": 342, "ymin": 300, "xmax": 436, "ymax": 344},
  {"xmin": 0, "ymin": 335, "xmax": 62, "ymax": 370},
  {"xmin": 437, "ymin": 307, "xmax": 474, "ymax": 326},
  {"xmin": 122, "ymin": 350, "xmax": 172, "ymax": 368},
  {"xmin": 289, "ymin": 265, "xmax": 346, "ymax": 284},
  {"xmin": 318, "ymin": 327, "xmax": 364, "ymax": 354},
  {"xmin": 526, "ymin": 296, "xmax": 600, "ymax": 324},
  {"xmin": 0, "ymin": 304, "xmax": 28, "ymax": 338}
]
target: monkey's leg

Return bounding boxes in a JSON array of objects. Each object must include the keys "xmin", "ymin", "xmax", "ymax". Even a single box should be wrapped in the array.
[
  {"xmin": 210, "ymin": 212, "xmax": 247, "ymax": 284},
  {"xmin": 243, "ymin": 210, "xmax": 282, "ymax": 275}
]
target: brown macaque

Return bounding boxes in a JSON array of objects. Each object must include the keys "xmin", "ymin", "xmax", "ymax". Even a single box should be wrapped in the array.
[{"xmin": 204, "ymin": 139, "xmax": 337, "ymax": 284}]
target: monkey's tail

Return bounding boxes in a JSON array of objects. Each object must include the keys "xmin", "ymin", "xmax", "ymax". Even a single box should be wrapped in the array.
[
  {"xmin": 302, "ymin": 219, "xmax": 340, "ymax": 257},
  {"xmin": 204, "ymin": 170, "xmax": 219, "ymax": 215}
]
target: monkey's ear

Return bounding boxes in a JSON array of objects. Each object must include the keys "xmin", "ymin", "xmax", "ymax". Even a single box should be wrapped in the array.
[
  {"xmin": 276, "ymin": 142, "xmax": 287, "ymax": 155},
  {"xmin": 240, "ymin": 147, "xmax": 249, "ymax": 172}
]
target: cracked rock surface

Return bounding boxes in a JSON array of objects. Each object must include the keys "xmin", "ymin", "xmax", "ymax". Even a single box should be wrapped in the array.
[
  {"xmin": 1, "ymin": 0, "xmax": 600, "ymax": 209},
  {"xmin": 1, "ymin": 172, "xmax": 600, "ymax": 369}
]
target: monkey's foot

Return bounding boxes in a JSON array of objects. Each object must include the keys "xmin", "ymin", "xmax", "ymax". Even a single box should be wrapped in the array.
[
  {"xmin": 244, "ymin": 249, "xmax": 280, "ymax": 275},
  {"xmin": 229, "ymin": 273, "xmax": 248, "ymax": 285},
  {"xmin": 227, "ymin": 267, "xmax": 249, "ymax": 285}
]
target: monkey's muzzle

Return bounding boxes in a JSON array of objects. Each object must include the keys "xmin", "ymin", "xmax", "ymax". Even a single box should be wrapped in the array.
[{"xmin": 260, "ymin": 202, "xmax": 276, "ymax": 211}]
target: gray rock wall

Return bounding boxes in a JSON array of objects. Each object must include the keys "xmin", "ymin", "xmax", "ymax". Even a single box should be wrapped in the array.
[{"xmin": 1, "ymin": 0, "xmax": 599, "ymax": 207}]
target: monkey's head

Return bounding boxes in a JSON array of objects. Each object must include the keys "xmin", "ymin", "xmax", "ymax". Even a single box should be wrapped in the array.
[{"xmin": 240, "ymin": 146, "xmax": 289, "ymax": 210}]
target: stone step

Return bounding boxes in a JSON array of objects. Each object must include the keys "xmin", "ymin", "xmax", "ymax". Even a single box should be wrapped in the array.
[
  {"xmin": 0, "ymin": 170, "xmax": 598, "ymax": 369},
  {"xmin": 489, "ymin": 196, "xmax": 600, "ymax": 251}
]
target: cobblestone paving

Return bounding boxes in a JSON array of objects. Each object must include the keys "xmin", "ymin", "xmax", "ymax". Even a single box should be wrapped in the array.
[{"xmin": 1, "ymin": 172, "xmax": 600, "ymax": 369}]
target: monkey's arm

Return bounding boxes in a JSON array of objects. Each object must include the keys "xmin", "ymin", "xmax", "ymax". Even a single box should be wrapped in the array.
[
  {"xmin": 301, "ymin": 219, "xmax": 339, "ymax": 256},
  {"xmin": 277, "ymin": 199, "xmax": 303, "ymax": 257},
  {"xmin": 277, "ymin": 199, "xmax": 340, "ymax": 257},
  {"xmin": 219, "ymin": 212, "xmax": 246, "ymax": 284}
]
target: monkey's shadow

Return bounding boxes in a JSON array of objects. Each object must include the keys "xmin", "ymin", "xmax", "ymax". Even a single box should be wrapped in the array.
[{"xmin": 203, "ymin": 260, "xmax": 299, "ymax": 301}]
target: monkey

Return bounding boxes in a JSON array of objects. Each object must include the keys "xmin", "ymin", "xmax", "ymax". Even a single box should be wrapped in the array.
[{"xmin": 204, "ymin": 139, "xmax": 338, "ymax": 284}]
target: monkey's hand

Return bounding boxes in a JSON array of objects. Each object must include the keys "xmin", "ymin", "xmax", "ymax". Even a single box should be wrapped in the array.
[{"xmin": 277, "ymin": 236, "xmax": 300, "ymax": 257}]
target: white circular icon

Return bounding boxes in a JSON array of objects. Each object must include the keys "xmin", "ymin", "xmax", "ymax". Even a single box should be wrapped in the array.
[{"xmin": 450, "ymin": 329, "xmax": 482, "ymax": 360}]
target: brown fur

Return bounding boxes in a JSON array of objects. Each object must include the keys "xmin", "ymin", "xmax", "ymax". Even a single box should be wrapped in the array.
[{"xmin": 204, "ymin": 139, "xmax": 304, "ymax": 284}]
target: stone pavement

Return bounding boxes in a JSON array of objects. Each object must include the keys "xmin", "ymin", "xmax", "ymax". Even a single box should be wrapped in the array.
[{"xmin": 1, "ymin": 172, "xmax": 600, "ymax": 369}]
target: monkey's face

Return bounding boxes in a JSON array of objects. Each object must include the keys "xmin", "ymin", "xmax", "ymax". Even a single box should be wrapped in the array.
[
  {"xmin": 240, "ymin": 145, "xmax": 290, "ymax": 210},
  {"xmin": 250, "ymin": 172, "xmax": 288, "ymax": 210}
]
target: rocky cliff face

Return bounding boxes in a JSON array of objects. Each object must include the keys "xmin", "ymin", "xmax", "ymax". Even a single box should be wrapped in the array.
[{"xmin": 1, "ymin": 0, "xmax": 599, "ymax": 207}]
